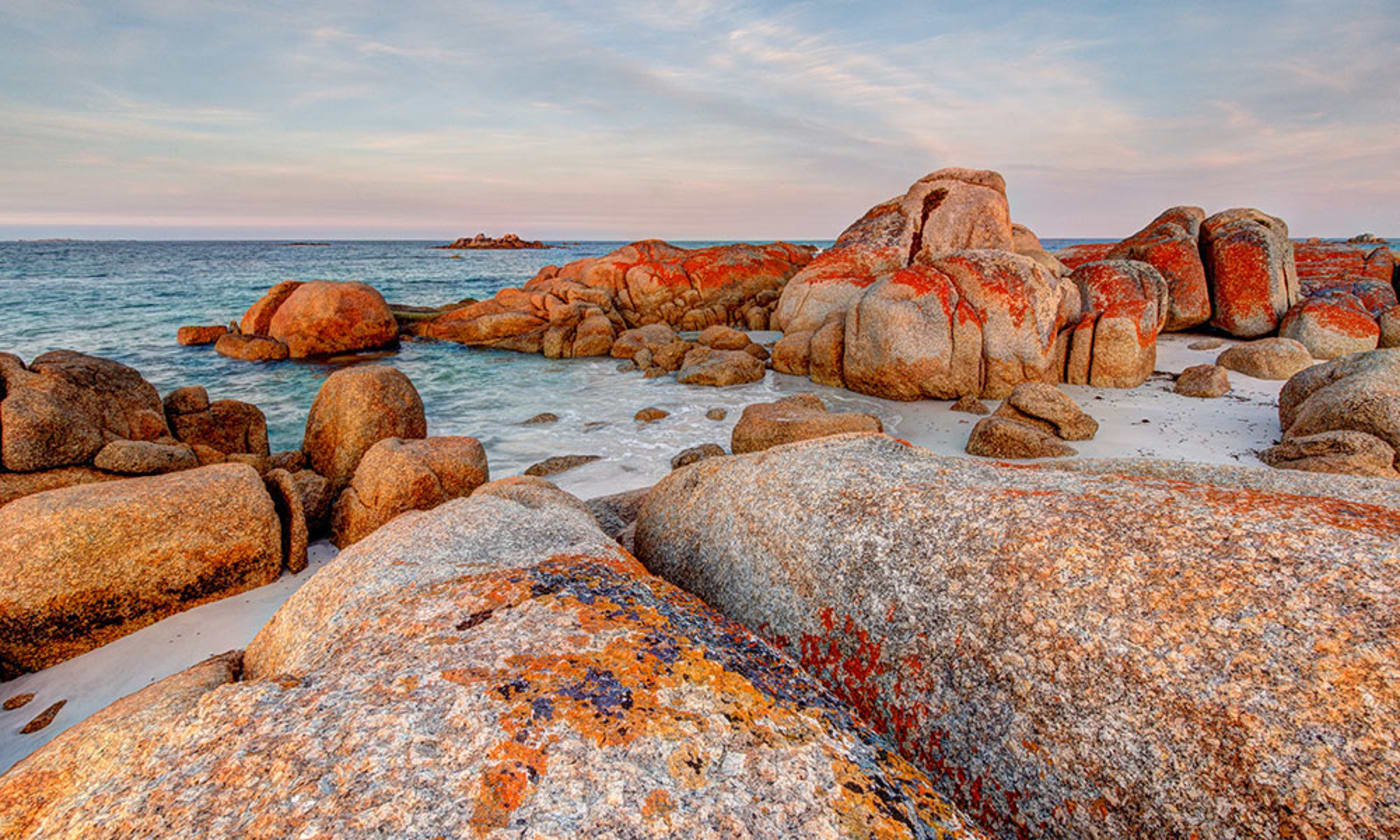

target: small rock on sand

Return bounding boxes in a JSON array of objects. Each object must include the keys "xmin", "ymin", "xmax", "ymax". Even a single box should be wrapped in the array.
[
  {"xmin": 1187, "ymin": 338, "xmax": 1226, "ymax": 350},
  {"xmin": 705, "ymin": 408, "xmax": 727, "ymax": 421},
  {"xmin": 950, "ymin": 395, "xmax": 990, "ymax": 414},
  {"xmin": 1175, "ymin": 364, "xmax": 1231, "ymax": 398},
  {"xmin": 3, "ymin": 693, "xmax": 34, "ymax": 711},
  {"xmin": 19, "ymin": 700, "xmax": 66, "ymax": 734}
]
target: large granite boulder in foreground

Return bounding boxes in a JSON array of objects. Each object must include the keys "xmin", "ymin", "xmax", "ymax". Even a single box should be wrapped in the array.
[
  {"xmin": 0, "ymin": 488, "xmax": 986, "ymax": 840},
  {"xmin": 634, "ymin": 434, "xmax": 1400, "ymax": 839},
  {"xmin": 0, "ymin": 463, "xmax": 281, "ymax": 679},
  {"xmin": 302, "ymin": 365, "xmax": 426, "ymax": 494},
  {"xmin": 774, "ymin": 168, "xmax": 1015, "ymax": 333}
]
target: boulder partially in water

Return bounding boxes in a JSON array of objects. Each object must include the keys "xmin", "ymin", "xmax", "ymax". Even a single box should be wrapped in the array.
[
  {"xmin": 0, "ymin": 463, "xmax": 282, "ymax": 678},
  {"xmin": 0, "ymin": 489, "xmax": 987, "ymax": 840},
  {"xmin": 267, "ymin": 281, "xmax": 398, "ymax": 358},
  {"xmin": 634, "ymin": 434, "xmax": 1400, "ymax": 838}
]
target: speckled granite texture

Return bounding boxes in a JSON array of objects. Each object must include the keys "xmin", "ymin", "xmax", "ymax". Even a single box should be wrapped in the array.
[
  {"xmin": 0, "ymin": 485, "xmax": 986, "ymax": 840},
  {"xmin": 634, "ymin": 433, "xmax": 1400, "ymax": 839}
]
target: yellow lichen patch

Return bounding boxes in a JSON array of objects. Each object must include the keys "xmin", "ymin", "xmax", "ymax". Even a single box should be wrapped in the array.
[{"xmin": 469, "ymin": 740, "xmax": 550, "ymax": 836}]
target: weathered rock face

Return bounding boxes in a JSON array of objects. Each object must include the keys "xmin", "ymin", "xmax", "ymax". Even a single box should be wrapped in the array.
[
  {"xmin": 0, "ymin": 466, "xmax": 122, "ymax": 507},
  {"xmin": 419, "ymin": 241, "xmax": 814, "ymax": 357},
  {"xmin": 1261, "ymin": 430, "xmax": 1399, "ymax": 478},
  {"xmin": 1064, "ymin": 259, "xmax": 1168, "ymax": 388},
  {"xmin": 1217, "ymin": 337, "xmax": 1315, "ymax": 380},
  {"xmin": 730, "ymin": 394, "xmax": 882, "ymax": 454},
  {"xmin": 1104, "ymin": 206, "xmax": 1210, "ymax": 331},
  {"xmin": 263, "ymin": 468, "xmax": 310, "ymax": 573},
  {"xmin": 302, "ymin": 365, "xmax": 426, "ymax": 494},
  {"xmin": 842, "ymin": 251, "xmax": 1079, "ymax": 399},
  {"xmin": 0, "ymin": 351, "xmax": 169, "ymax": 471},
  {"xmin": 167, "ymin": 395, "xmax": 269, "ymax": 457},
  {"xmin": 1052, "ymin": 242, "xmax": 1115, "ymax": 270},
  {"xmin": 965, "ymin": 416, "xmax": 1076, "ymax": 458},
  {"xmin": 176, "ymin": 325, "xmax": 228, "ymax": 346},
  {"xmin": 1279, "ymin": 294, "xmax": 1381, "ymax": 359},
  {"xmin": 775, "ymin": 169, "xmax": 1014, "ymax": 333},
  {"xmin": 1009, "ymin": 223, "xmax": 1069, "ymax": 276},
  {"xmin": 240, "ymin": 280, "xmax": 303, "ymax": 336},
  {"xmin": 0, "ymin": 490, "xmax": 987, "ymax": 840},
  {"xmin": 330, "ymin": 436, "xmax": 489, "ymax": 547},
  {"xmin": 1278, "ymin": 348, "xmax": 1400, "ymax": 466},
  {"xmin": 674, "ymin": 347, "xmax": 764, "ymax": 387},
  {"xmin": 92, "ymin": 439, "xmax": 198, "ymax": 474},
  {"xmin": 1174, "ymin": 363, "xmax": 1231, "ymax": 397},
  {"xmin": 633, "ymin": 434, "xmax": 1400, "ymax": 839},
  {"xmin": 1200, "ymin": 208, "xmax": 1300, "ymax": 337},
  {"xmin": 213, "ymin": 332, "xmax": 289, "ymax": 362},
  {"xmin": 267, "ymin": 281, "xmax": 399, "ymax": 358},
  {"xmin": 0, "ymin": 463, "xmax": 281, "ymax": 678},
  {"xmin": 991, "ymin": 382, "xmax": 1097, "ymax": 440}
]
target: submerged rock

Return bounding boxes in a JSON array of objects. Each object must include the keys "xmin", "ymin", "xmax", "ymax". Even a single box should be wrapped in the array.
[
  {"xmin": 0, "ymin": 492, "xmax": 986, "ymax": 840},
  {"xmin": 634, "ymin": 434, "xmax": 1400, "ymax": 838},
  {"xmin": 176, "ymin": 325, "xmax": 228, "ymax": 346},
  {"xmin": 213, "ymin": 333, "xmax": 289, "ymax": 362},
  {"xmin": 524, "ymin": 454, "xmax": 602, "ymax": 476},
  {"xmin": 0, "ymin": 464, "xmax": 281, "ymax": 678}
]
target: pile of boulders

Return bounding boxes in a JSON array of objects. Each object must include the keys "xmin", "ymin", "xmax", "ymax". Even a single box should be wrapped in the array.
[
  {"xmin": 965, "ymin": 382, "xmax": 1097, "ymax": 459},
  {"xmin": 1263, "ymin": 347, "xmax": 1400, "ymax": 477},
  {"xmin": 0, "ymin": 354, "xmax": 492, "ymax": 678},
  {"xmin": 178, "ymin": 279, "xmax": 401, "ymax": 360}
]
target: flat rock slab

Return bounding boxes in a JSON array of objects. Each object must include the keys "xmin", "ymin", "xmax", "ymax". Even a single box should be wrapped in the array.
[
  {"xmin": 0, "ymin": 463, "xmax": 282, "ymax": 678},
  {"xmin": 634, "ymin": 433, "xmax": 1400, "ymax": 839}
]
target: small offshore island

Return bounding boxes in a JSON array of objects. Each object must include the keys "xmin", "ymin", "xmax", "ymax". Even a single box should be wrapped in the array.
[
  {"xmin": 434, "ymin": 232, "xmax": 553, "ymax": 250},
  {"xmin": 0, "ymin": 163, "xmax": 1397, "ymax": 838}
]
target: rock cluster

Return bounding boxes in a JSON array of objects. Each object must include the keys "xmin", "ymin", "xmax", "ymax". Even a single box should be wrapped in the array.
[
  {"xmin": 199, "ymin": 280, "xmax": 400, "ymax": 361},
  {"xmin": 0, "ymin": 490, "xmax": 987, "ymax": 840},
  {"xmin": 415, "ymin": 240, "xmax": 815, "ymax": 375},
  {"xmin": 1269, "ymin": 348, "xmax": 1400, "ymax": 476},
  {"xmin": 634, "ymin": 434, "xmax": 1400, "ymax": 839},
  {"xmin": 966, "ymin": 383, "xmax": 1095, "ymax": 459}
]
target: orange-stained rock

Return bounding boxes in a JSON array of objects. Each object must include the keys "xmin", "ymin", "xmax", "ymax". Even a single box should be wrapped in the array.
[
  {"xmin": 842, "ymin": 251, "xmax": 1078, "ymax": 399},
  {"xmin": 1174, "ymin": 364, "xmax": 1231, "ymax": 397},
  {"xmin": 770, "ymin": 329, "xmax": 813, "ymax": 375},
  {"xmin": 0, "ymin": 464, "xmax": 281, "ymax": 679},
  {"xmin": 418, "ymin": 241, "xmax": 811, "ymax": 353},
  {"xmin": 1104, "ymin": 206, "xmax": 1210, "ymax": 330},
  {"xmin": 176, "ymin": 325, "xmax": 227, "ymax": 345},
  {"xmin": 1, "ymin": 351, "xmax": 169, "ymax": 471},
  {"xmin": 775, "ymin": 169, "xmax": 1014, "ymax": 332},
  {"xmin": 1294, "ymin": 240, "xmax": 1397, "ymax": 299},
  {"xmin": 263, "ymin": 468, "xmax": 309, "ymax": 573},
  {"xmin": 168, "ymin": 397, "xmax": 269, "ymax": 456},
  {"xmin": 807, "ymin": 316, "xmax": 845, "ymax": 388},
  {"xmin": 291, "ymin": 468, "xmax": 333, "ymax": 535},
  {"xmin": 730, "ymin": 394, "xmax": 881, "ymax": 454},
  {"xmin": 1261, "ymin": 430, "xmax": 1398, "ymax": 478},
  {"xmin": 214, "ymin": 332, "xmax": 289, "ymax": 362},
  {"xmin": 609, "ymin": 323, "xmax": 680, "ymax": 359},
  {"xmin": 991, "ymin": 382, "xmax": 1097, "ymax": 440},
  {"xmin": 696, "ymin": 324, "xmax": 749, "ymax": 350},
  {"xmin": 302, "ymin": 365, "xmax": 426, "ymax": 494},
  {"xmin": 1051, "ymin": 242, "xmax": 1114, "ymax": 269},
  {"xmin": 1217, "ymin": 337, "xmax": 1314, "ymax": 380},
  {"xmin": 0, "ymin": 492, "xmax": 989, "ymax": 840},
  {"xmin": 266, "ymin": 281, "xmax": 398, "ymax": 358},
  {"xmin": 1279, "ymin": 294, "xmax": 1380, "ymax": 359},
  {"xmin": 0, "ymin": 466, "xmax": 122, "ymax": 507},
  {"xmin": 330, "ymin": 436, "xmax": 489, "ymax": 547},
  {"xmin": 1201, "ymin": 208, "xmax": 1300, "ymax": 337},
  {"xmin": 675, "ymin": 348, "xmax": 764, "ymax": 387},
  {"xmin": 635, "ymin": 433, "xmax": 1400, "ymax": 839},
  {"xmin": 239, "ymin": 280, "xmax": 304, "ymax": 335},
  {"xmin": 1064, "ymin": 260, "xmax": 1168, "ymax": 388},
  {"xmin": 92, "ymin": 439, "xmax": 198, "ymax": 475}
]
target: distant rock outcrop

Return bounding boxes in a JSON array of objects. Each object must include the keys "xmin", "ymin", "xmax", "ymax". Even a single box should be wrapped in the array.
[{"xmin": 434, "ymin": 232, "xmax": 551, "ymax": 249}]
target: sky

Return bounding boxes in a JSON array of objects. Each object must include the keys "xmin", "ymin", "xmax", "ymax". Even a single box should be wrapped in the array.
[{"xmin": 0, "ymin": 0, "xmax": 1397, "ymax": 240}]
